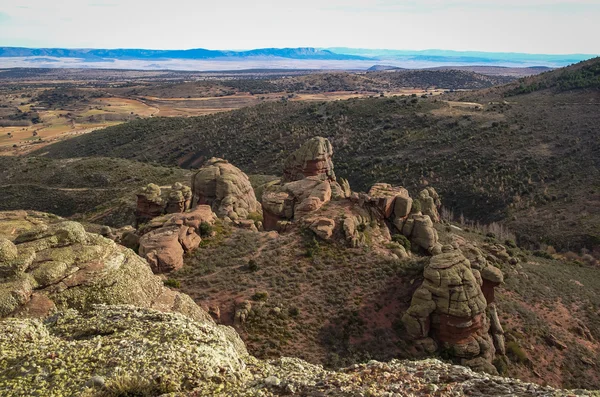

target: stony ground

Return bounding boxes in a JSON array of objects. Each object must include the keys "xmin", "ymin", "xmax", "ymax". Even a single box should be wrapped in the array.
[{"xmin": 1, "ymin": 305, "xmax": 595, "ymax": 397}]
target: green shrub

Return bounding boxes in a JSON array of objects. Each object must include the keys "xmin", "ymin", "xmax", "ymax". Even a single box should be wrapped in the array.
[
  {"xmin": 305, "ymin": 237, "xmax": 320, "ymax": 258},
  {"xmin": 248, "ymin": 259, "xmax": 259, "ymax": 272},
  {"xmin": 252, "ymin": 291, "xmax": 269, "ymax": 301},
  {"xmin": 391, "ymin": 234, "xmax": 411, "ymax": 251},
  {"xmin": 163, "ymin": 278, "xmax": 181, "ymax": 288},
  {"xmin": 288, "ymin": 306, "xmax": 300, "ymax": 317},
  {"xmin": 247, "ymin": 211, "xmax": 263, "ymax": 224},
  {"xmin": 533, "ymin": 250, "xmax": 553, "ymax": 259},
  {"xmin": 199, "ymin": 221, "xmax": 213, "ymax": 237},
  {"xmin": 411, "ymin": 199, "xmax": 422, "ymax": 213},
  {"xmin": 506, "ymin": 341, "xmax": 528, "ymax": 364},
  {"xmin": 504, "ymin": 239, "xmax": 517, "ymax": 248}
]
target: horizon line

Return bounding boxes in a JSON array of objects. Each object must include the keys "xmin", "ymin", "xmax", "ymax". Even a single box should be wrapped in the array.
[{"xmin": 0, "ymin": 45, "xmax": 597, "ymax": 57}]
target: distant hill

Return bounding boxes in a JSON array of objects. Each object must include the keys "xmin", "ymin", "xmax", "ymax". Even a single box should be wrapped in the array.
[
  {"xmin": 503, "ymin": 57, "xmax": 600, "ymax": 95},
  {"xmin": 328, "ymin": 48, "xmax": 598, "ymax": 67},
  {"xmin": 367, "ymin": 65, "xmax": 403, "ymax": 71},
  {"xmin": 0, "ymin": 47, "xmax": 368, "ymax": 61}
]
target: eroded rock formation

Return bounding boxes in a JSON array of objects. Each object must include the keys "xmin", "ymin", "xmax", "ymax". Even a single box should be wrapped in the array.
[
  {"xmin": 135, "ymin": 182, "xmax": 193, "ymax": 226},
  {"xmin": 260, "ymin": 137, "xmax": 444, "ymax": 256},
  {"xmin": 138, "ymin": 205, "xmax": 216, "ymax": 273},
  {"xmin": 135, "ymin": 183, "xmax": 164, "ymax": 226},
  {"xmin": 191, "ymin": 157, "xmax": 261, "ymax": 220},
  {"xmin": 282, "ymin": 136, "xmax": 336, "ymax": 183},
  {"xmin": 0, "ymin": 210, "xmax": 212, "ymax": 322},
  {"xmin": 402, "ymin": 249, "xmax": 505, "ymax": 374}
]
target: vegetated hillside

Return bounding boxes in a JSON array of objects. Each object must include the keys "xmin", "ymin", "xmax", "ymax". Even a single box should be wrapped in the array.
[
  {"xmin": 114, "ymin": 69, "xmax": 515, "ymax": 98},
  {"xmin": 168, "ymin": 220, "xmax": 600, "ymax": 390},
  {"xmin": 367, "ymin": 69, "xmax": 515, "ymax": 90},
  {"xmin": 0, "ymin": 156, "xmax": 190, "ymax": 226},
  {"xmin": 503, "ymin": 57, "xmax": 600, "ymax": 95},
  {"xmin": 36, "ymin": 62, "xmax": 600, "ymax": 251}
]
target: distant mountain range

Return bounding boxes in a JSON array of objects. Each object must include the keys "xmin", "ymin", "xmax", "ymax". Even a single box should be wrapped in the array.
[
  {"xmin": 0, "ymin": 46, "xmax": 597, "ymax": 71},
  {"xmin": 328, "ymin": 48, "xmax": 597, "ymax": 66},
  {"xmin": 0, "ymin": 47, "xmax": 367, "ymax": 61}
]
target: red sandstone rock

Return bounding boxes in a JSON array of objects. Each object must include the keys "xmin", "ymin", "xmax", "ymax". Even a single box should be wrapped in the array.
[
  {"xmin": 282, "ymin": 137, "xmax": 335, "ymax": 183},
  {"xmin": 139, "ymin": 226, "xmax": 186, "ymax": 273}
]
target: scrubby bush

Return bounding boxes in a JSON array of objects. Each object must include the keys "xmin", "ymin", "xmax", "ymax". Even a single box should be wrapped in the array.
[
  {"xmin": 506, "ymin": 341, "xmax": 528, "ymax": 364},
  {"xmin": 392, "ymin": 234, "xmax": 411, "ymax": 251},
  {"xmin": 163, "ymin": 278, "xmax": 181, "ymax": 288},
  {"xmin": 533, "ymin": 250, "xmax": 553, "ymax": 260},
  {"xmin": 199, "ymin": 221, "xmax": 213, "ymax": 237},
  {"xmin": 504, "ymin": 239, "xmax": 517, "ymax": 248},
  {"xmin": 248, "ymin": 259, "xmax": 259, "ymax": 272},
  {"xmin": 288, "ymin": 306, "xmax": 300, "ymax": 317},
  {"xmin": 252, "ymin": 291, "xmax": 269, "ymax": 301},
  {"xmin": 305, "ymin": 237, "xmax": 320, "ymax": 258}
]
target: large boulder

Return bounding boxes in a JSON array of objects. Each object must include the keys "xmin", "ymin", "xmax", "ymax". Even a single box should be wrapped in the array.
[
  {"xmin": 138, "ymin": 205, "xmax": 216, "ymax": 273},
  {"xmin": 0, "ymin": 306, "xmax": 249, "ymax": 396},
  {"xmin": 367, "ymin": 183, "xmax": 410, "ymax": 219},
  {"xmin": 282, "ymin": 137, "xmax": 336, "ymax": 183},
  {"xmin": 0, "ymin": 211, "xmax": 213, "ymax": 323},
  {"xmin": 191, "ymin": 158, "xmax": 261, "ymax": 220},
  {"xmin": 402, "ymin": 250, "xmax": 503, "ymax": 374},
  {"xmin": 261, "ymin": 176, "xmax": 332, "ymax": 231}
]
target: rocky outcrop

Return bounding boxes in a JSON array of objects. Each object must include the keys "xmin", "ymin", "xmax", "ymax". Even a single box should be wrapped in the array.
[
  {"xmin": 166, "ymin": 182, "xmax": 192, "ymax": 214},
  {"xmin": 138, "ymin": 205, "xmax": 216, "ymax": 273},
  {"xmin": 282, "ymin": 136, "xmax": 336, "ymax": 183},
  {"xmin": 0, "ymin": 211, "xmax": 213, "ymax": 323},
  {"xmin": 0, "ymin": 305, "xmax": 248, "ymax": 396},
  {"xmin": 417, "ymin": 187, "xmax": 441, "ymax": 223},
  {"xmin": 191, "ymin": 157, "xmax": 261, "ymax": 220},
  {"xmin": 135, "ymin": 183, "xmax": 194, "ymax": 226},
  {"xmin": 0, "ymin": 305, "xmax": 588, "ymax": 396},
  {"xmin": 402, "ymin": 249, "xmax": 505, "ymax": 374},
  {"xmin": 135, "ymin": 183, "xmax": 164, "ymax": 226},
  {"xmin": 260, "ymin": 138, "xmax": 445, "ymax": 255},
  {"xmin": 401, "ymin": 214, "xmax": 443, "ymax": 254}
]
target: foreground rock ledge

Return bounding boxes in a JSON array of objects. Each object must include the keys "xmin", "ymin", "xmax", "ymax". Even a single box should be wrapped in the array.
[{"xmin": 0, "ymin": 305, "xmax": 592, "ymax": 397}]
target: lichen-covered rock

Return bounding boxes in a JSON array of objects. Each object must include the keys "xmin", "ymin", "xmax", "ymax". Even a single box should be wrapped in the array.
[
  {"xmin": 0, "ymin": 305, "xmax": 248, "ymax": 396},
  {"xmin": 0, "ymin": 211, "xmax": 213, "ymax": 324},
  {"xmin": 404, "ymin": 214, "xmax": 442, "ymax": 254},
  {"xmin": 403, "ymin": 250, "xmax": 502, "ymax": 374},
  {"xmin": 282, "ymin": 137, "xmax": 335, "ymax": 183},
  {"xmin": 191, "ymin": 158, "xmax": 261, "ymax": 220},
  {"xmin": 418, "ymin": 187, "xmax": 441, "ymax": 223},
  {"xmin": 0, "ymin": 309, "xmax": 586, "ymax": 397},
  {"xmin": 0, "ymin": 238, "xmax": 17, "ymax": 263},
  {"xmin": 166, "ymin": 182, "xmax": 193, "ymax": 214},
  {"xmin": 135, "ymin": 183, "xmax": 164, "ymax": 226}
]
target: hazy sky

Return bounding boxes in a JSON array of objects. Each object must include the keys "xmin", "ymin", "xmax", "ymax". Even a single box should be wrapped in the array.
[{"xmin": 1, "ymin": 0, "xmax": 599, "ymax": 54}]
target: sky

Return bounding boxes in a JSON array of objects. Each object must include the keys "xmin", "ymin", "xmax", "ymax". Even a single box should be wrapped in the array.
[{"xmin": 0, "ymin": 0, "xmax": 599, "ymax": 54}]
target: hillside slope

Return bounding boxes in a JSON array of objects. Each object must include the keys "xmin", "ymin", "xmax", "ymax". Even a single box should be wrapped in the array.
[
  {"xmin": 0, "ymin": 157, "xmax": 190, "ymax": 226},
  {"xmin": 35, "ymin": 65, "xmax": 600, "ymax": 250}
]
